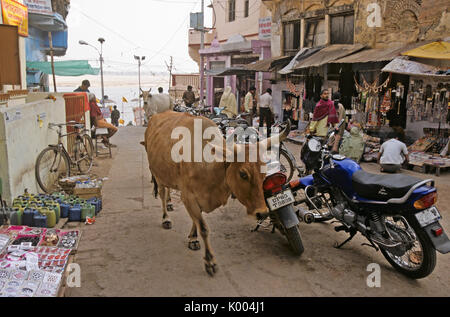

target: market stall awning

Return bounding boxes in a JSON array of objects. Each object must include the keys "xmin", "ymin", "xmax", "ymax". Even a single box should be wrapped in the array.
[
  {"xmin": 244, "ymin": 56, "xmax": 291, "ymax": 72},
  {"xmin": 402, "ymin": 41, "xmax": 450, "ymax": 60},
  {"xmin": 294, "ymin": 44, "xmax": 365, "ymax": 69},
  {"xmin": 279, "ymin": 47, "xmax": 323, "ymax": 74},
  {"xmin": 205, "ymin": 67, "xmax": 255, "ymax": 76},
  {"xmin": 382, "ymin": 57, "xmax": 450, "ymax": 78},
  {"xmin": 330, "ymin": 44, "xmax": 407, "ymax": 64},
  {"xmin": 26, "ymin": 60, "xmax": 100, "ymax": 76},
  {"xmin": 28, "ymin": 12, "xmax": 67, "ymax": 32}
]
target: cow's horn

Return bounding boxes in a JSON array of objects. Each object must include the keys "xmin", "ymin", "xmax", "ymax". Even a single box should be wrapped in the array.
[
  {"xmin": 259, "ymin": 120, "xmax": 291, "ymax": 150},
  {"xmin": 140, "ymin": 88, "xmax": 144, "ymax": 93}
]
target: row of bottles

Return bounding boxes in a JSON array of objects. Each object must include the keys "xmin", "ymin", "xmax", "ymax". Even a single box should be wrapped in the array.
[{"xmin": 1, "ymin": 192, "xmax": 102, "ymax": 228}]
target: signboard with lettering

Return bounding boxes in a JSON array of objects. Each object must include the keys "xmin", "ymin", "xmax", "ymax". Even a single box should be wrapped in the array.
[
  {"xmin": 23, "ymin": 0, "xmax": 52, "ymax": 15},
  {"xmin": 259, "ymin": 17, "xmax": 272, "ymax": 40},
  {"xmin": 1, "ymin": 0, "xmax": 28, "ymax": 37}
]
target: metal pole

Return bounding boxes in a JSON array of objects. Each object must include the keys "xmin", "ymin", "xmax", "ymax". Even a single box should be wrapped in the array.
[
  {"xmin": 100, "ymin": 44, "xmax": 105, "ymax": 106},
  {"xmin": 48, "ymin": 32, "xmax": 57, "ymax": 93},
  {"xmin": 138, "ymin": 57, "xmax": 143, "ymax": 126},
  {"xmin": 199, "ymin": 0, "xmax": 205, "ymax": 107}
]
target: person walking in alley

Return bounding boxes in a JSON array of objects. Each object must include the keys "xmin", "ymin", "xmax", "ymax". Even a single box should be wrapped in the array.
[
  {"xmin": 331, "ymin": 92, "xmax": 346, "ymax": 153},
  {"xmin": 158, "ymin": 87, "xmax": 164, "ymax": 94},
  {"xmin": 89, "ymin": 93, "xmax": 118, "ymax": 148},
  {"xmin": 74, "ymin": 80, "xmax": 91, "ymax": 92},
  {"xmin": 378, "ymin": 131, "xmax": 409, "ymax": 173},
  {"xmin": 111, "ymin": 105, "xmax": 121, "ymax": 127},
  {"xmin": 259, "ymin": 88, "xmax": 273, "ymax": 137},
  {"xmin": 243, "ymin": 86, "xmax": 257, "ymax": 126},
  {"xmin": 220, "ymin": 86, "xmax": 238, "ymax": 118},
  {"xmin": 308, "ymin": 89, "xmax": 339, "ymax": 139},
  {"xmin": 183, "ymin": 85, "xmax": 196, "ymax": 108}
]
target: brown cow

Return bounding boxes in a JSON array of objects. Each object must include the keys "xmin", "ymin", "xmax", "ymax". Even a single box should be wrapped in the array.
[{"xmin": 142, "ymin": 111, "xmax": 290, "ymax": 276}]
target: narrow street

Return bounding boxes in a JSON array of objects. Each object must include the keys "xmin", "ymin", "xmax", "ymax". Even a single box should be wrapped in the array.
[{"xmin": 67, "ymin": 127, "xmax": 450, "ymax": 297}]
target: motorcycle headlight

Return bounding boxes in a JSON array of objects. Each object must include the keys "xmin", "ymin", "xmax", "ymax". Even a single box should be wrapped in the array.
[{"xmin": 308, "ymin": 139, "xmax": 322, "ymax": 152}]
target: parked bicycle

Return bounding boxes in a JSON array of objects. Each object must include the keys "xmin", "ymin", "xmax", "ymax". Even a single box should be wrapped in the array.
[{"xmin": 35, "ymin": 121, "xmax": 94, "ymax": 193}]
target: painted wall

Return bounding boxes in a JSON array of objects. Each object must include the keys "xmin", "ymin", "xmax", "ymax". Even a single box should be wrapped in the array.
[
  {"xmin": 0, "ymin": 97, "xmax": 66, "ymax": 203},
  {"xmin": 213, "ymin": 0, "xmax": 271, "ymax": 43}
]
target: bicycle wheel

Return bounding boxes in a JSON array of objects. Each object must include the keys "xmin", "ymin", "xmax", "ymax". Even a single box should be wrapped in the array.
[
  {"xmin": 279, "ymin": 149, "xmax": 295, "ymax": 183},
  {"xmin": 74, "ymin": 134, "xmax": 94, "ymax": 174},
  {"xmin": 35, "ymin": 147, "xmax": 70, "ymax": 193}
]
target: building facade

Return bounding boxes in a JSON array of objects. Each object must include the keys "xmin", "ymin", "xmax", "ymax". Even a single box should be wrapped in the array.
[
  {"xmin": 188, "ymin": 0, "xmax": 273, "ymax": 107},
  {"xmin": 261, "ymin": 0, "xmax": 449, "ymax": 127}
]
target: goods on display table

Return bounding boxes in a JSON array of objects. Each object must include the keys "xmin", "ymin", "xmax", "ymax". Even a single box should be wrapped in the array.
[
  {"xmin": 362, "ymin": 134, "xmax": 382, "ymax": 162},
  {"xmin": 58, "ymin": 175, "xmax": 105, "ymax": 199},
  {"xmin": 0, "ymin": 226, "xmax": 81, "ymax": 297},
  {"xmin": 407, "ymin": 128, "xmax": 450, "ymax": 175}
]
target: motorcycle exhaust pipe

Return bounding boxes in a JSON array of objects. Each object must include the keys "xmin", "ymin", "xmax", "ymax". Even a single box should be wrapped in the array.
[{"xmin": 297, "ymin": 208, "xmax": 315, "ymax": 224}]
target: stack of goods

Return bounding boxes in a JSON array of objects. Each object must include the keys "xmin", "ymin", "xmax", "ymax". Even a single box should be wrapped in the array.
[
  {"xmin": 59, "ymin": 176, "xmax": 104, "ymax": 199},
  {"xmin": 7, "ymin": 193, "xmax": 62, "ymax": 229},
  {"xmin": 0, "ymin": 226, "xmax": 81, "ymax": 297},
  {"xmin": 362, "ymin": 134, "xmax": 381, "ymax": 162},
  {"xmin": 7, "ymin": 192, "xmax": 102, "ymax": 227}
]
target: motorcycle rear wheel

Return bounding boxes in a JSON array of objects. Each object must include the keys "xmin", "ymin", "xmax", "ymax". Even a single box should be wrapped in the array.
[
  {"xmin": 284, "ymin": 225, "xmax": 305, "ymax": 256},
  {"xmin": 380, "ymin": 215, "xmax": 436, "ymax": 279}
]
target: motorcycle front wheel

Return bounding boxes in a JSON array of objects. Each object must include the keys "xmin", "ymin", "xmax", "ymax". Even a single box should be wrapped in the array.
[{"xmin": 380, "ymin": 215, "xmax": 436, "ymax": 279}]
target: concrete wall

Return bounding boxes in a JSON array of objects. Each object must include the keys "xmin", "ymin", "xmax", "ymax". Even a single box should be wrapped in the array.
[{"xmin": 0, "ymin": 97, "xmax": 66, "ymax": 203}]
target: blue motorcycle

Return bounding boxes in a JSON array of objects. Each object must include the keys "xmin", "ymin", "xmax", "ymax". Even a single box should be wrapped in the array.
[{"xmin": 264, "ymin": 122, "xmax": 449, "ymax": 279}]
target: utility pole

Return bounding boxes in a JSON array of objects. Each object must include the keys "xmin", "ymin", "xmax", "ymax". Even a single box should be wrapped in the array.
[
  {"xmin": 134, "ymin": 55, "xmax": 145, "ymax": 125},
  {"xmin": 165, "ymin": 56, "xmax": 174, "ymax": 91},
  {"xmin": 98, "ymin": 38, "xmax": 105, "ymax": 106},
  {"xmin": 48, "ymin": 32, "xmax": 57, "ymax": 93},
  {"xmin": 199, "ymin": 0, "xmax": 205, "ymax": 107}
]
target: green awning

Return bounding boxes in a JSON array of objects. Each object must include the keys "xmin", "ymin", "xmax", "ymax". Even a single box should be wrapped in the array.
[{"xmin": 26, "ymin": 60, "xmax": 100, "ymax": 76}]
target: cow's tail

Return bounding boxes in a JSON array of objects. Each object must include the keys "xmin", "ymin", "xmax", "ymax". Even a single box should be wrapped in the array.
[{"xmin": 152, "ymin": 176, "xmax": 158, "ymax": 199}]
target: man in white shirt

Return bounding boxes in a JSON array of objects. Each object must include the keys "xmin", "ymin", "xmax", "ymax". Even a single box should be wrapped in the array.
[
  {"xmin": 378, "ymin": 132, "xmax": 409, "ymax": 173},
  {"xmin": 259, "ymin": 88, "xmax": 273, "ymax": 137}
]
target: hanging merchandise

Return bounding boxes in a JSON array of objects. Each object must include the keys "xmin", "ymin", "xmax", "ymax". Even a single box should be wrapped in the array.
[
  {"xmin": 286, "ymin": 77, "xmax": 303, "ymax": 97},
  {"xmin": 406, "ymin": 80, "xmax": 449, "ymax": 125},
  {"xmin": 380, "ymin": 89, "xmax": 392, "ymax": 114}
]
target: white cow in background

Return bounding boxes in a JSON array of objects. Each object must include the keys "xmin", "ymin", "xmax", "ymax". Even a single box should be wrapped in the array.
[{"xmin": 140, "ymin": 88, "xmax": 174, "ymax": 121}]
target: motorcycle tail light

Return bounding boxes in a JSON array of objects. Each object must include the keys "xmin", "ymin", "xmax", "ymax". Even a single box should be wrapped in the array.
[
  {"xmin": 414, "ymin": 192, "xmax": 437, "ymax": 210},
  {"xmin": 431, "ymin": 226, "xmax": 443, "ymax": 237},
  {"xmin": 263, "ymin": 173, "xmax": 287, "ymax": 194}
]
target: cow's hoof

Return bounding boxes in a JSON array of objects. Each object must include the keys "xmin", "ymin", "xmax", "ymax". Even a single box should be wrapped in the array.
[
  {"xmin": 167, "ymin": 204, "xmax": 174, "ymax": 212},
  {"xmin": 162, "ymin": 220, "xmax": 172, "ymax": 230},
  {"xmin": 204, "ymin": 262, "xmax": 218, "ymax": 276},
  {"xmin": 188, "ymin": 241, "xmax": 201, "ymax": 251}
]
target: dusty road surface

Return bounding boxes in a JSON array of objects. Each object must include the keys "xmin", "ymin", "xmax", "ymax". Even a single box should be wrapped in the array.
[{"xmin": 66, "ymin": 126, "xmax": 450, "ymax": 297}]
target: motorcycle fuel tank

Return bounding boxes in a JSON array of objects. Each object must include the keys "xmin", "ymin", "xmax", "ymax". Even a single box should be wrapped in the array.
[{"xmin": 321, "ymin": 158, "xmax": 362, "ymax": 198}]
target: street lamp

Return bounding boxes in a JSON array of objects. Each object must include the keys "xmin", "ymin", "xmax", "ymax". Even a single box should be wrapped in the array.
[
  {"xmin": 134, "ymin": 55, "xmax": 145, "ymax": 123},
  {"xmin": 79, "ymin": 38, "xmax": 106, "ymax": 106}
]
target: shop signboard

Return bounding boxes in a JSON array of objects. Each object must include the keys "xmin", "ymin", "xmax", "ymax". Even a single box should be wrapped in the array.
[
  {"xmin": 259, "ymin": 16, "xmax": 271, "ymax": 40},
  {"xmin": 1, "ymin": 0, "xmax": 28, "ymax": 37},
  {"xmin": 23, "ymin": 0, "xmax": 52, "ymax": 15}
]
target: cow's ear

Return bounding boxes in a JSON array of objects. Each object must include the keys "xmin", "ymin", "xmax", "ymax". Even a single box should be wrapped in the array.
[
  {"xmin": 148, "ymin": 94, "xmax": 153, "ymax": 98},
  {"xmin": 140, "ymin": 94, "xmax": 143, "ymax": 98}
]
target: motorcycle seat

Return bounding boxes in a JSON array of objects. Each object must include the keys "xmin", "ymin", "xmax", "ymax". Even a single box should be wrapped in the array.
[{"xmin": 352, "ymin": 170, "xmax": 423, "ymax": 202}]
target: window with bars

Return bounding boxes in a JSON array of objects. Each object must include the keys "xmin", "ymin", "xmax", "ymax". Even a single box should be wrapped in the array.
[
  {"xmin": 228, "ymin": 0, "xmax": 236, "ymax": 22},
  {"xmin": 283, "ymin": 21, "xmax": 301, "ymax": 56},
  {"xmin": 244, "ymin": 0, "xmax": 250, "ymax": 18}
]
